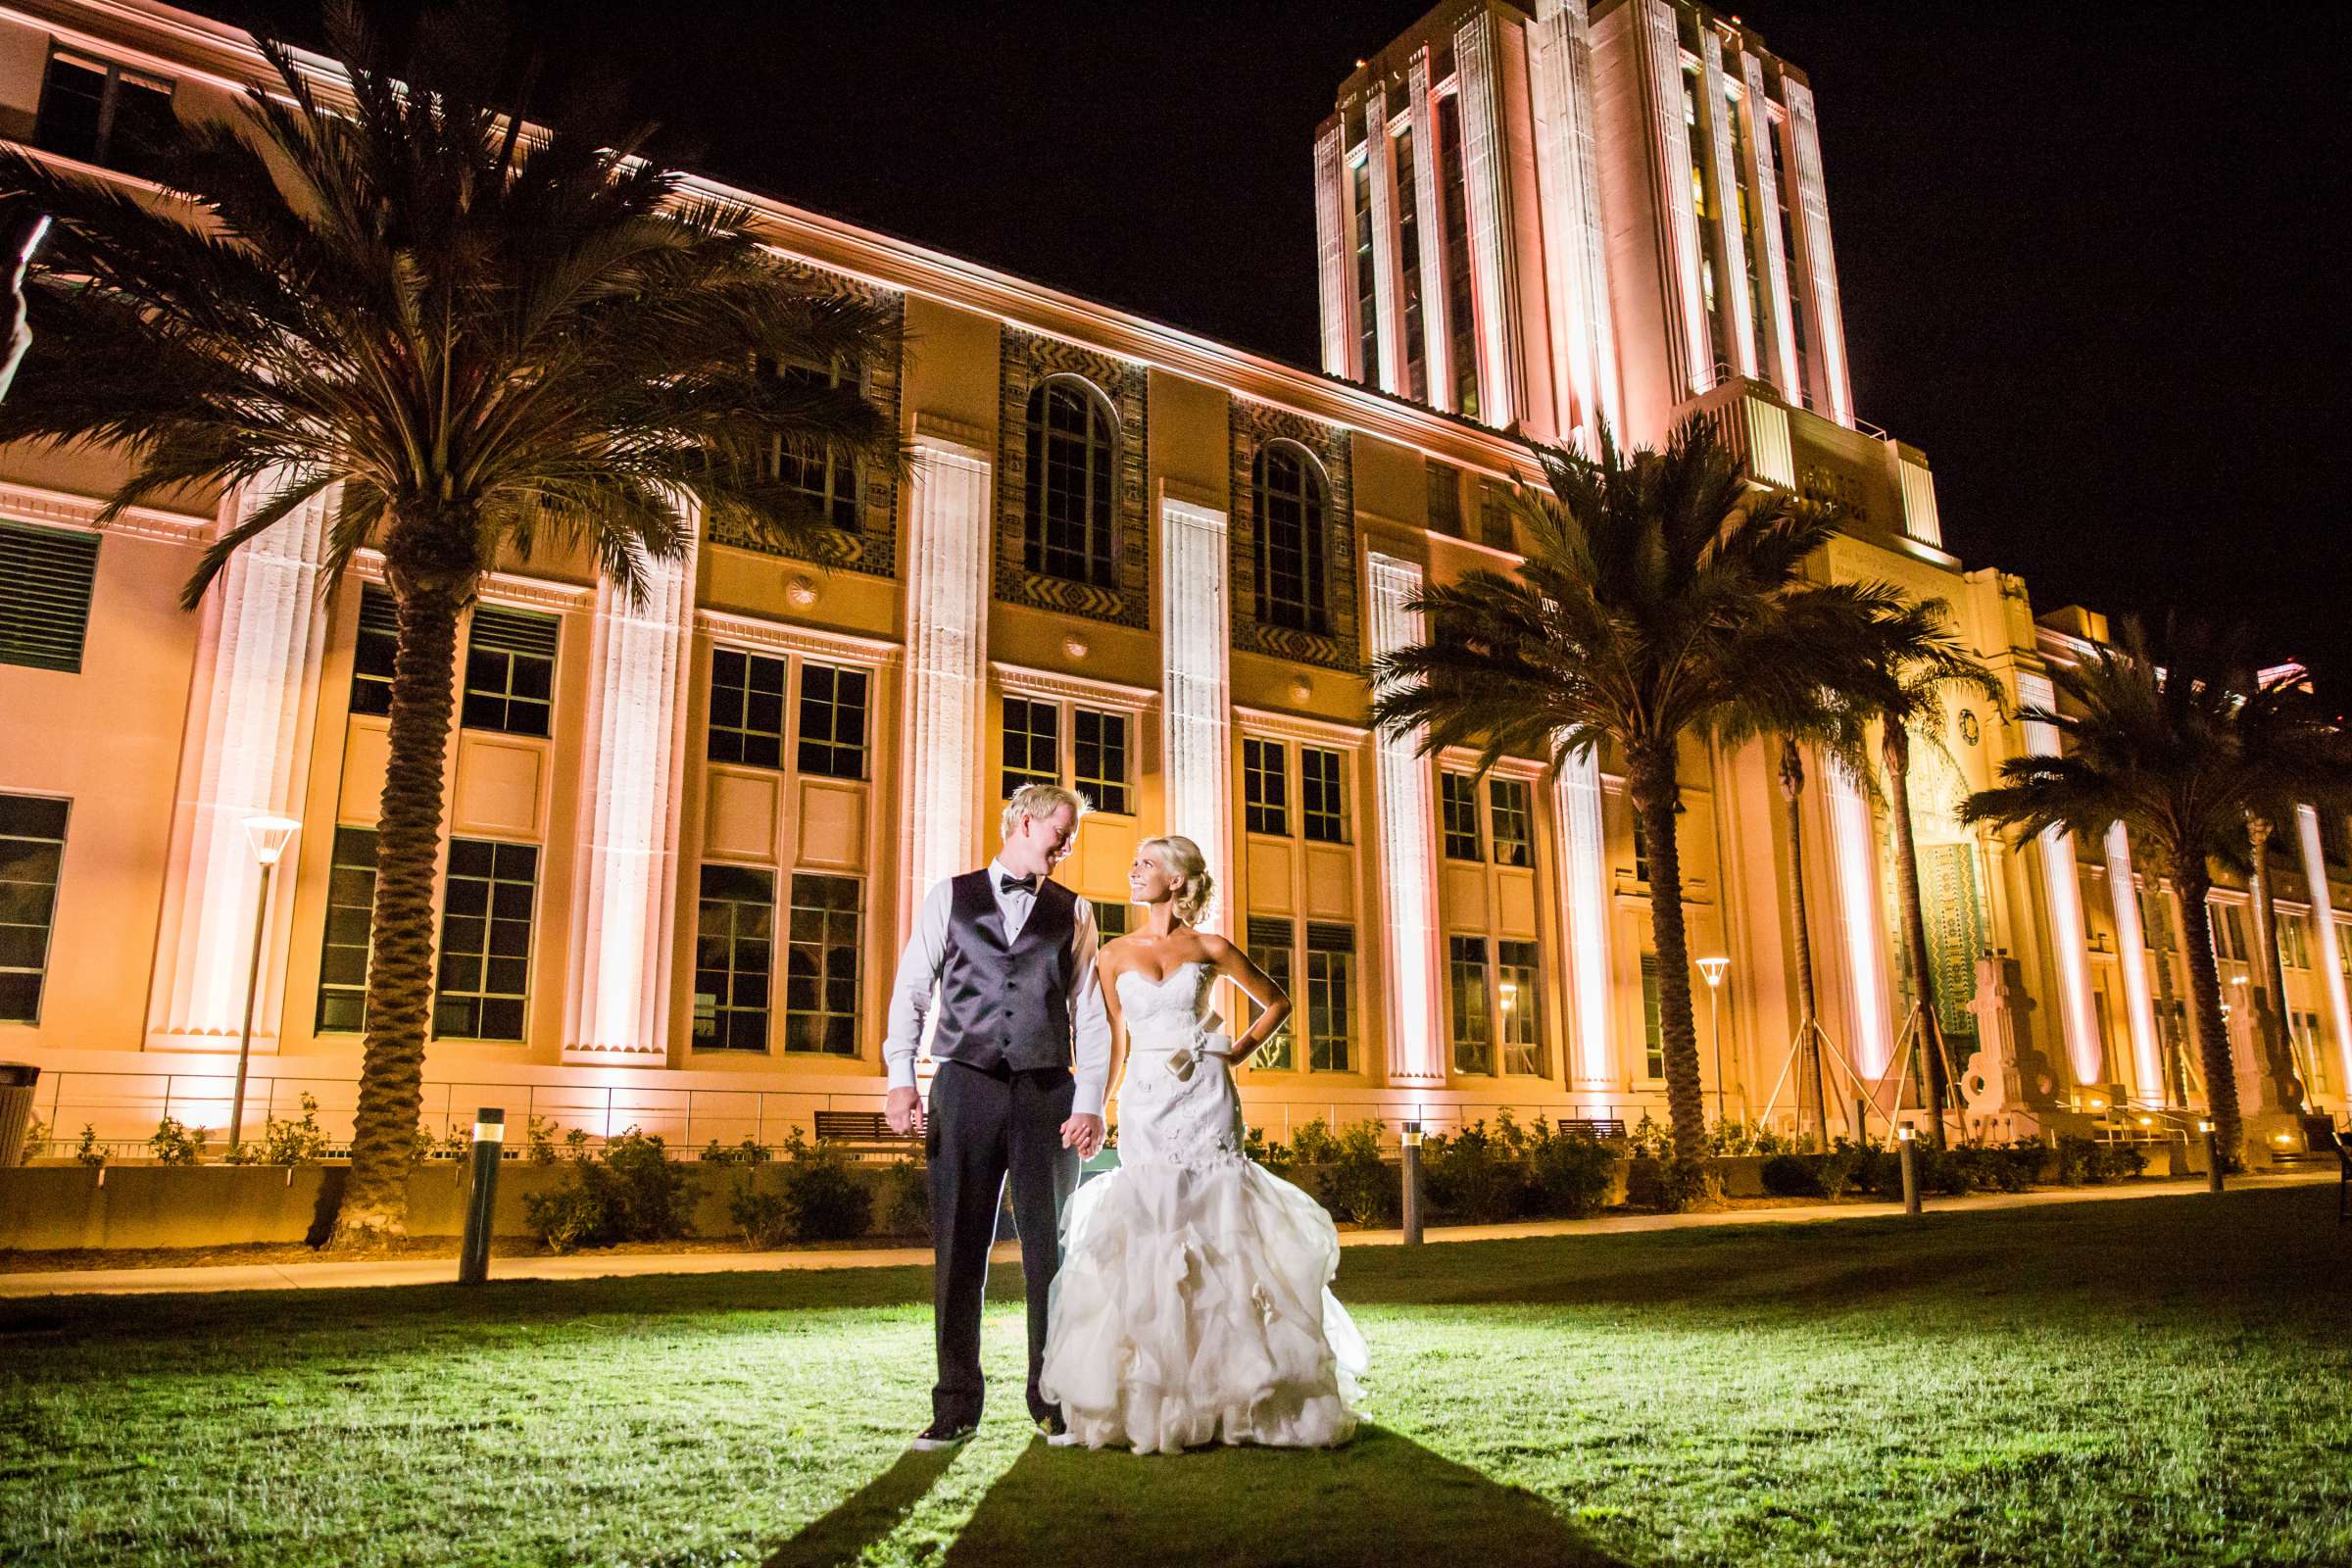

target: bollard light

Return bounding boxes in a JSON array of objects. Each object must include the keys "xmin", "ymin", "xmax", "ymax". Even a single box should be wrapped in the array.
[
  {"xmin": 1897, "ymin": 1121, "xmax": 1922, "ymax": 1216},
  {"xmin": 2198, "ymin": 1118, "xmax": 2224, "ymax": 1195},
  {"xmin": 459, "ymin": 1107, "xmax": 505, "ymax": 1286},
  {"xmin": 1400, "ymin": 1120, "xmax": 1425, "ymax": 1247}
]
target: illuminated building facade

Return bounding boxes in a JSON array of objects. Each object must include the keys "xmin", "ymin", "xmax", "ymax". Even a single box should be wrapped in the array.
[{"xmin": 1, "ymin": 0, "xmax": 2344, "ymax": 1157}]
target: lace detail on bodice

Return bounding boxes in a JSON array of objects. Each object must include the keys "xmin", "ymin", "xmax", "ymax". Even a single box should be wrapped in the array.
[{"xmin": 1114, "ymin": 960, "xmax": 1215, "ymax": 1040}]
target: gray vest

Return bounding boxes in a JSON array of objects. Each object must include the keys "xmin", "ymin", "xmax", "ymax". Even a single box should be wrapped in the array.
[{"xmin": 931, "ymin": 869, "xmax": 1077, "ymax": 1074}]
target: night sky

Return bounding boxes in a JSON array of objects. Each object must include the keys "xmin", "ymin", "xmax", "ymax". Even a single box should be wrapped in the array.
[{"xmin": 246, "ymin": 1, "xmax": 2349, "ymax": 692}]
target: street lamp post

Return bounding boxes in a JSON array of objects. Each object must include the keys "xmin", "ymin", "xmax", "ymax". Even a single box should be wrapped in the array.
[
  {"xmin": 228, "ymin": 814, "xmax": 301, "ymax": 1152},
  {"xmin": 1698, "ymin": 956, "xmax": 1731, "ymax": 1132}
]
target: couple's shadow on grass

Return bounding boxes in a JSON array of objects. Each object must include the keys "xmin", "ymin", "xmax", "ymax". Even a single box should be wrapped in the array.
[{"xmin": 764, "ymin": 1423, "xmax": 1627, "ymax": 1568}]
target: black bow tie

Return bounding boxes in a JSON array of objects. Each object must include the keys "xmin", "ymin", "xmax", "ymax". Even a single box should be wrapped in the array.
[{"xmin": 997, "ymin": 873, "xmax": 1039, "ymax": 896}]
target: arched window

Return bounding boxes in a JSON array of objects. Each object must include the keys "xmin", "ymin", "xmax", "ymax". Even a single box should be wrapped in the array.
[
  {"xmin": 1252, "ymin": 442, "xmax": 1329, "ymax": 634},
  {"xmin": 1023, "ymin": 377, "xmax": 1118, "ymax": 587}
]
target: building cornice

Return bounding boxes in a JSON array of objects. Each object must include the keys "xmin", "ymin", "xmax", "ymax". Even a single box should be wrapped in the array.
[
  {"xmin": 989, "ymin": 661, "xmax": 1156, "ymax": 709},
  {"xmin": 0, "ymin": 480, "xmax": 211, "ymax": 543},
  {"xmin": 698, "ymin": 608, "xmax": 902, "ymax": 667}
]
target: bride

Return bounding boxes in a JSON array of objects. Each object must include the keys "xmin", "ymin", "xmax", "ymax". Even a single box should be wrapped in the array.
[{"xmin": 1038, "ymin": 834, "xmax": 1365, "ymax": 1452}]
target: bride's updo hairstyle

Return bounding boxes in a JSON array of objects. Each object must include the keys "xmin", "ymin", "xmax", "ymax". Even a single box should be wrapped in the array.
[{"xmin": 1139, "ymin": 835, "xmax": 1215, "ymax": 925}]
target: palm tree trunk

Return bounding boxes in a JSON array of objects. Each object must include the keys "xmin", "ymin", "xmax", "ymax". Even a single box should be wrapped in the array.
[
  {"xmin": 329, "ymin": 582, "xmax": 463, "ymax": 1247},
  {"xmin": 1633, "ymin": 745, "xmax": 1709, "ymax": 1203},
  {"xmin": 2243, "ymin": 814, "xmax": 2294, "ymax": 1108},
  {"xmin": 1779, "ymin": 740, "xmax": 1832, "ymax": 1149},
  {"xmin": 1882, "ymin": 724, "xmax": 1952, "ymax": 1149},
  {"xmin": 2173, "ymin": 862, "xmax": 2243, "ymax": 1167}
]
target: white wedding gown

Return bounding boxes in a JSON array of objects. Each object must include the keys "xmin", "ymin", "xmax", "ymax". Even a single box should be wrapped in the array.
[{"xmin": 1039, "ymin": 960, "xmax": 1366, "ymax": 1452}]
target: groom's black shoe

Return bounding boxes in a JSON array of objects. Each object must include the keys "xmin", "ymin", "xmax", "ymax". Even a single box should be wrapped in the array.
[
  {"xmin": 1037, "ymin": 1413, "xmax": 1080, "ymax": 1448},
  {"xmin": 910, "ymin": 1419, "xmax": 976, "ymax": 1452}
]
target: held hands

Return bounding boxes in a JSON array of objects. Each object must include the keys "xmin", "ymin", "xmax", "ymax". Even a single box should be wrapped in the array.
[
  {"xmin": 885, "ymin": 1085, "xmax": 922, "ymax": 1136},
  {"xmin": 1059, "ymin": 1112, "xmax": 1107, "ymax": 1160}
]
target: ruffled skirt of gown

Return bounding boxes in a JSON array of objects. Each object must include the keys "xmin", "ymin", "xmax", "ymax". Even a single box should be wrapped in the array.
[{"xmin": 1039, "ymin": 1153, "xmax": 1367, "ymax": 1453}]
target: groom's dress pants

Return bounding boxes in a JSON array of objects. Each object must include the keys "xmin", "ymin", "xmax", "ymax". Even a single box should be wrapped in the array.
[{"xmin": 927, "ymin": 1057, "xmax": 1080, "ymax": 1428}]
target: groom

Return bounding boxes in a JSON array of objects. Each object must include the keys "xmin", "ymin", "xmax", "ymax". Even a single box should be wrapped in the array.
[{"xmin": 883, "ymin": 783, "xmax": 1110, "ymax": 1449}]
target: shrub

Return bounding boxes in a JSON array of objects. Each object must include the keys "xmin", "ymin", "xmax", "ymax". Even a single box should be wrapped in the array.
[
  {"xmin": 564, "ymin": 1127, "xmax": 592, "ymax": 1160},
  {"xmin": 882, "ymin": 1156, "xmax": 930, "ymax": 1238},
  {"xmin": 1319, "ymin": 1118, "xmax": 1396, "ymax": 1226},
  {"xmin": 701, "ymin": 1136, "xmax": 773, "ymax": 1166},
  {"xmin": 1658, "ymin": 1161, "xmax": 1727, "ymax": 1212},
  {"xmin": 1760, "ymin": 1152, "xmax": 1824, "ymax": 1197},
  {"xmin": 525, "ymin": 1116, "xmax": 560, "ymax": 1165},
  {"xmin": 221, "ymin": 1094, "xmax": 329, "ymax": 1166},
  {"xmin": 1420, "ymin": 1120, "xmax": 1527, "ymax": 1223},
  {"xmin": 22, "ymin": 1115, "xmax": 47, "ymax": 1160},
  {"xmin": 1527, "ymin": 1129, "xmax": 1617, "ymax": 1217},
  {"xmin": 772, "ymin": 1130, "xmax": 873, "ymax": 1242},
  {"xmin": 727, "ymin": 1179, "xmax": 792, "ymax": 1249},
  {"xmin": 1287, "ymin": 1118, "xmax": 1341, "ymax": 1167},
  {"xmin": 147, "ymin": 1114, "xmax": 205, "ymax": 1165},
  {"xmin": 1244, "ymin": 1123, "xmax": 1296, "ymax": 1174},
  {"xmin": 1710, "ymin": 1118, "xmax": 1791, "ymax": 1156},
  {"xmin": 74, "ymin": 1123, "xmax": 105, "ymax": 1168},
  {"xmin": 1627, "ymin": 1112, "xmax": 1670, "ymax": 1161},
  {"xmin": 522, "ymin": 1126, "xmax": 696, "ymax": 1253}
]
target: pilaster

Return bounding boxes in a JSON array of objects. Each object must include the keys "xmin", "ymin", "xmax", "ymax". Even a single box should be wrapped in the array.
[
  {"xmin": 1527, "ymin": 0, "xmax": 1622, "ymax": 444},
  {"xmin": 1313, "ymin": 122, "xmax": 1352, "ymax": 379},
  {"xmin": 1366, "ymin": 551, "xmax": 1446, "ymax": 1087},
  {"xmin": 2295, "ymin": 805, "xmax": 2352, "ymax": 1105},
  {"xmin": 1158, "ymin": 489, "xmax": 1233, "ymax": 934},
  {"xmin": 2017, "ymin": 672, "xmax": 2103, "ymax": 1089},
  {"xmin": 1454, "ymin": 7, "xmax": 1522, "ymax": 426},
  {"xmin": 1550, "ymin": 751, "xmax": 1615, "ymax": 1088},
  {"xmin": 2102, "ymin": 824, "xmax": 2165, "ymax": 1106},
  {"xmin": 898, "ymin": 425, "xmax": 994, "ymax": 949}
]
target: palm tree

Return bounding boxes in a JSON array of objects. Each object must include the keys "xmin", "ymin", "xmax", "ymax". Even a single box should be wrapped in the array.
[
  {"xmin": 1959, "ymin": 620, "xmax": 2345, "ymax": 1165},
  {"xmin": 1853, "ymin": 612, "xmax": 2003, "ymax": 1149},
  {"xmin": 0, "ymin": 8, "xmax": 898, "ymax": 1244},
  {"xmin": 1371, "ymin": 419, "xmax": 1881, "ymax": 1205}
]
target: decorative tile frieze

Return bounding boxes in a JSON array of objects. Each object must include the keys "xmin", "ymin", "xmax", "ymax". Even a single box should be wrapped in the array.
[
  {"xmin": 994, "ymin": 326, "xmax": 1152, "ymax": 628},
  {"xmin": 1227, "ymin": 398, "xmax": 1361, "ymax": 674}
]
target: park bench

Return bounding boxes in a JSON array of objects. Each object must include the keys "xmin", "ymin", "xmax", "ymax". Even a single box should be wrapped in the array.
[
  {"xmin": 1559, "ymin": 1117, "xmax": 1627, "ymax": 1141},
  {"xmin": 812, "ymin": 1109, "xmax": 920, "ymax": 1152}
]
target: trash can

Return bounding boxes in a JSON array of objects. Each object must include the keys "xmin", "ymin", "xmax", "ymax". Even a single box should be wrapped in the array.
[{"xmin": 0, "ymin": 1062, "xmax": 38, "ymax": 1167}]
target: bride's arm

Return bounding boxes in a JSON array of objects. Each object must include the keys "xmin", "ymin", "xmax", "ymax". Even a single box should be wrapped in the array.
[
  {"xmin": 1096, "ymin": 945, "xmax": 1129, "ymax": 1103},
  {"xmin": 1200, "ymin": 935, "xmax": 1291, "ymax": 1067}
]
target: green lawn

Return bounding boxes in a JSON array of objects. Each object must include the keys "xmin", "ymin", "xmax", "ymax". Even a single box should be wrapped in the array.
[{"xmin": 4, "ymin": 1187, "xmax": 2349, "ymax": 1567}]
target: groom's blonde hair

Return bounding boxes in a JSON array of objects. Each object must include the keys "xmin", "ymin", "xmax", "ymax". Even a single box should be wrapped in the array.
[{"xmin": 1002, "ymin": 782, "xmax": 1089, "ymax": 843}]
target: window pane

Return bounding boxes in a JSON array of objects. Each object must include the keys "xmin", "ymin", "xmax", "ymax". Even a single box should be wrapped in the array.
[
  {"xmin": 462, "ymin": 608, "xmax": 558, "ymax": 738},
  {"xmin": 0, "ymin": 794, "xmax": 68, "ymax": 1023},
  {"xmin": 1074, "ymin": 708, "xmax": 1130, "ymax": 814},
  {"xmin": 30, "ymin": 53, "xmax": 106, "ymax": 165},
  {"xmin": 1441, "ymin": 773, "xmax": 1481, "ymax": 860},
  {"xmin": 315, "ymin": 827, "xmax": 378, "ymax": 1032},
  {"xmin": 1448, "ymin": 934, "xmax": 1492, "ymax": 1075},
  {"xmin": 1301, "ymin": 747, "xmax": 1348, "ymax": 843},
  {"xmin": 784, "ymin": 874, "xmax": 862, "ymax": 1054},
  {"xmin": 1244, "ymin": 738, "xmax": 1289, "ymax": 837},
  {"xmin": 349, "ymin": 586, "xmax": 398, "ymax": 717},
  {"xmin": 1002, "ymin": 697, "xmax": 1060, "ymax": 798},
  {"xmin": 1251, "ymin": 444, "xmax": 1329, "ymax": 634},
  {"xmin": 433, "ymin": 840, "xmax": 536, "ymax": 1040},
  {"xmin": 695, "ymin": 863, "xmax": 775, "ymax": 1052},
  {"xmin": 1306, "ymin": 923, "xmax": 1356, "ymax": 1074},
  {"xmin": 796, "ymin": 662, "xmax": 868, "ymax": 779},
  {"xmin": 1497, "ymin": 939, "xmax": 1542, "ymax": 1075},
  {"xmin": 1490, "ymin": 777, "xmax": 1532, "ymax": 867},
  {"xmin": 1641, "ymin": 952, "xmax": 1665, "ymax": 1079},
  {"xmin": 1246, "ymin": 915, "xmax": 1295, "ymax": 1071},
  {"xmin": 1023, "ymin": 380, "xmax": 1118, "ymax": 588}
]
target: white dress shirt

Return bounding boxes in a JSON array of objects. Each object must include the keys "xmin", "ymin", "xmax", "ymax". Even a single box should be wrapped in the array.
[{"xmin": 883, "ymin": 858, "xmax": 1111, "ymax": 1117}]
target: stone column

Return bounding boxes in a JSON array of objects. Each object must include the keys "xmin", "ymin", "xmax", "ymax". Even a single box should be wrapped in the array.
[
  {"xmin": 2103, "ymin": 824, "xmax": 2166, "ymax": 1106},
  {"xmin": 1314, "ymin": 122, "xmax": 1352, "ymax": 379},
  {"xmin": 1780, "ymin": 78, "xmax": 1853, "ymax": 427},
  {"xmin": 1698, "ymin": 31, "xmax": 1756, "ymax": 377},
  {"xmin": 1158, "ymin": 487, "xmax": 1233, "ymax": 934},
  {"xmin": 1824, "ymin": 756, "xmax": 1893, "ymax": 1083},
  {"xmin": 1549, "ymin": 751, "xmax": 1615, "ymax": 1089},
  {"xmin": 2295, "ymin": 805, "xmax": 2352, "ymax": 1104},
  {"xmin": 1366, "ymin": 552, "xmax": 1446, "ymax": 1087},
  {"xmin": 145, "ymin": 476, "xmax": 334, "ymax": 1054},
  {"xmin": 1405, "ymin": 46, "xmax": 1454, "ymax": 414},
  {"xmin": 1527, "ymin": 0, "xmax": 1622, "ymax": 442},
  {"xmin": 897, "ymin": 421, "xmax": 994, "ymax": 949},
  {"xmin": 1364, "ymin": 83, "xmax": 1405, "ymax": 397},
  {"xmin": 562, "ymin": 519, "xmax": 698, "ymax": 1061},
  {"xmin": 2016, "ymin": 672, "xmax": 2103, "ymax": 1090},
  {"xmin": 1737, "ymin": 50, "xmax": 1799, "ymax": 401},
  {"xmin": 1454, "ymin": 6, "xmax": 1523, "ymax": 426},
  {"xmin": 1633, "ymin": 0, "xmax": 1712, "ymax": 398}
]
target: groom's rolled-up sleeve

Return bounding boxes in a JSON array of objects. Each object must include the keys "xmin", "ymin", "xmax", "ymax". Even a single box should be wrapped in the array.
[
  {"xmin": 1067, "ymin": 899, "xmax": 1110, "ymax": 1117},
  {"xmin": 883, "ymin": 879, "xmax": 955, "ymax": 1093}
]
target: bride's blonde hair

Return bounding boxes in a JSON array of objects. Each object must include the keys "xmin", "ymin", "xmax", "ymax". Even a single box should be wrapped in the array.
[{"xmin": 1139, "ymin": 835, "xmax": 1215, "ymax": 925}]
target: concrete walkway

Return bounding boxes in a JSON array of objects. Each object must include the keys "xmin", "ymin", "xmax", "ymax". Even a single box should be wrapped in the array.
[{"xmin": 0, "ymin": 1170, "xmax": 2328, "ymax": 1299}]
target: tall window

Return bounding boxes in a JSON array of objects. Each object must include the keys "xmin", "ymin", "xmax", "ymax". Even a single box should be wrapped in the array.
[
  {"xmin": 2210, "ymin": 901, "xmax": 2248, "ymax": 963},
  {"xmin": 1771, "ymin": 110, "xmax": 1813, "ymax": 408},
  {"xmin": 1497, "ymin": 938, "xmax": 1543, "ymax": 1075},
  {"xmin": 0, "ymin": 795, "xmax": 69, "ymax": 1023},
  {"xmin": 462, "ymin": 607, "xmax": 558, "ymax": 738},
  {"xmin": 1252, "ymin": 443, "xmax": 1330, "ymax": 634},
  {"xmin": 1631, "ymin": 809, "xmax": 1653, "ymax": 885},
  {"xmin": 2137, "ymin": 888, "xmax": 2176, "ymax": 953},
  {"xmin": 1426, "ymin": 460, "xmax": 1464, "ymax": 537},
  {"xmin": 695, "ymin": 865, "xmax": 774, "ymax": 1052},
  {"xmin": 32, "ymin": 49, "xmax": 176, "ymax": 180},
  {"xmin": 1023, "ymin": 378, "xmax": 1118, "ymax": 588},
  {"xmin": 1393, "ymin": 125, "xmax": 1427, "ymax": 402},
  {"xmin": 796, "ymin": 662, "xmax": 868, "ymax": 779},
  {"xmin": 1490, "ymin": 777, "xmax": 1533, "ymax": 867},
  {"xmin": 1441, "ymin": 772, "xmax": 1482, "ymax": 860},
  {"xmin": 433, "ymin": 839, "xmax": 537, "ymax": 1041},
  {"xmin": 1728, "ymin": 86, "xmax": 1768, "ymax": 368},
  {"xmin": 784, "ymin": 873, "xmax": 861, "ymax": 1054},
  {"xmin": 1435, "ymin": 92, "xmax": 1479, "ymax": 419},
  {"xmin": 1448, "ymin": 933, "xmax": 1493, "ymax": 1074},
  {"xmin": 1305, "ymin": 923, "xmax": 1356, "ymax": 1072},
  {"xmin": 760, "ymin": 356, "xmax": 861, "ymax": 531},
  {"xmin": 1300, "ymin": 747, "xmax": 1348, "ymax": 844},
  {"xmin": 1002, "ymin": 697, "xmax": 1059, "ymax": 798},
  {"xmin": 0, "ymin": 519, "xmax": 100, "ymax": 673},
  {"xmin": 1246, "ymin": 915, "xmax": 1296, "ymax": 1071},
  {"xmin": 315, "ymin": 827, "xmax": 378, "ymax": 1033},
  {"xmin": 709, "ymin": 648, "xmax": 787, "ymax": 768},
  {"xmin": 1641, "ymin": 951, "xmax": 1665, "ymax": 1079},
  {"xmin": 2278, "ymin": 913, "xmax": 2311, "ymax": 971},
  {"xmin": 1244, "ymin": 738, "xmax": 1289, "ymax": 836},
  {"xmin": 1351, "ymin": 153, "xmax": 1379, "ymax": 378},
  {"xmin": 1074, "ymin": 708, "xmax": 1131, "ymax": 814},
  {"xmin": 1682, "ymin": 67, "xmax": 1729, "ymax": 378},
  {"xmin": 349, "ymin": 586, "xmax": 398, "ymax": 717}
]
